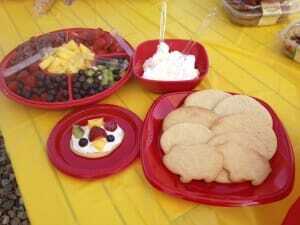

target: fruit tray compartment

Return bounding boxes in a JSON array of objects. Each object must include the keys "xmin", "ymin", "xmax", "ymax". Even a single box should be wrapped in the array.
[{"xmin": 0, "ymin": 28, "xmax": 133, "ymax": 110}]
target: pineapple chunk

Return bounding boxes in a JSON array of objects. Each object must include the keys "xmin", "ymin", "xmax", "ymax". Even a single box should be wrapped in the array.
[
  {"xmin": 67, "ymin": 64, "xmax": 79, "ymax": 74},
  {"xmin": 79, "ymin": 43, "xmax": 91, "ymax": 54},
  {"xmin": 80, "ymin": 44, "xmax": 95, "ymax": 60},
  {"xmin": 56, "ymin": 48, "xmax": 76, "ymax": 60},
  {"xmin": 39, "ymin": 55, "xmax": 55, "ymax": 70},
  {"xmin": 88, "ymin": 118, "xmax": 104, "ymax": 128},
  {"xmin": 39, "ymin": 40, "xmax": 94, "ymax": 74},
  {"xmin": 48, "ymin": 58, "xmax": 67, "ymax": 74},
  {"xmin": 65, "ymin": 40, "xmax": 78, "ymax": 51},
  {"xmin": 91, "ymin": 138, "xmax": 106, "ymax": 152}
]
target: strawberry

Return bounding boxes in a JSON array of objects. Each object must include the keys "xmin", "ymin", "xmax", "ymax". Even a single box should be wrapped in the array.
[
  {"xmin": 89, "ymin": 127, "xmax": 107, "ymax": 141},
  {"xmin": 104, "ymin": 120, "xmax": 117, "ymax": 132},
  {"xmin": 93, "ymin": 38, "xmax": 106, "ymax": 51}
]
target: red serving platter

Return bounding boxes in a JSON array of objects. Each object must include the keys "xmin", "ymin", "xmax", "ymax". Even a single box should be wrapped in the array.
[
  {"xmin": 47, "ymin": 104, "xmax": 142, "ymax": 179},
  {"xmin": 282, "ymin": 197, "xmax": 300, "ymax": 225},
  {"xmin": 141, "ymin": 91, "xmax": 295, "ymax": 206},
  {"xmin": 133, "ymin": 39, "xmax": 209, "ymax": 93},
  {"xmin": 0, "ymin": 28, "xmax": 134, "ymax": 110}
]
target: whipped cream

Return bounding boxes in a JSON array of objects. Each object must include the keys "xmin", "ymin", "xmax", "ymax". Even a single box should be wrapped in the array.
[
  {"xmin": 70, "ymin": 125, "xmax": 124, "ymax": 154},
  {"xmin": 143, "ymin": 42, "xmax": 199, "ymax": 81}
]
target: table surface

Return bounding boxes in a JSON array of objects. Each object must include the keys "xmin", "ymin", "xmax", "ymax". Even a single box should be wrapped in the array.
[{"xmin": 0, "ymin": 0, "xmax": 300, "ymax": 225}]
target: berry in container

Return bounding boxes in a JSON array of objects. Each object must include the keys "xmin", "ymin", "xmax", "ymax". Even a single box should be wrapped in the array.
[{"xmin": 280, "ymin": 20, "xmax": 300, "ymax": 62}]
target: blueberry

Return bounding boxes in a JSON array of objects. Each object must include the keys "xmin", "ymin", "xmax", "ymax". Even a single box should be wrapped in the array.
[
  {"xmin": 74, "ymin": 82, "xmax": 81, "ymax": 88},
  {"xmin": 106, "ymin": 135, "xmax": 115, "ymax": 142},
  {"xmin": 78, "ymin": 70, "xmax": 85, "ymax": 76},
  {"xmin": 47, "ymin": 94, "xmax": 55, "ymax": 102},
  {"xmin": 79, "ymin": 75, "xmax": 86, "ymax": 82},
  {"xmin": 79, "ymin": 138, "xmax": 89, "ymax": 147}
]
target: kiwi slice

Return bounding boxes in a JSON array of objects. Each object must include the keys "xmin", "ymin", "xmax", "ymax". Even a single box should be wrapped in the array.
[{"xmin": 72, "ymin": 125, "xmax": 84, "ymax": 139}]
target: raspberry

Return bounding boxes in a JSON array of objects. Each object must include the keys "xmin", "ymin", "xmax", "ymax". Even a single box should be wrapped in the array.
[
  {"xmin": 17, "ymin": 70, "xmax": 29, "ymax": 82},
  {"xmin": 89, "ymin": 127, "xmax": 107, "ymax": 141},
  {"xmin": 41, "ymin": 93, "xmax": 48, "ymax": 101},
  {"xmin": 24, "ymin": 75, "xmax": 36, "ymax": 88},
  {"xmin": 28, "ymin": 63, "xmax": 40, "ymax": 73},
  {"xmin": 7, "ymin": 81, "xmax": 18, "ymax": 92},
  {"xmin": 104, "ymin": 120, "xmax": 117, "ymax": 132}
]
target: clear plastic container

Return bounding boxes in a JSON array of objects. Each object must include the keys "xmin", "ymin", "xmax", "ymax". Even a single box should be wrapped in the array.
[
  {"xmin": 280, "ymin": 20, "xmax": 300, "ymax": 62},
  {"xmin": 223, "ymin": 0, "xmax": 300, "ymax": 26}
]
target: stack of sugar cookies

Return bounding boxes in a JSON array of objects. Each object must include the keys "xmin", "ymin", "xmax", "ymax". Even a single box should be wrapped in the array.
[{"xmin": 161, "ymin": 89, "xmax": 277, "ymax": 186}]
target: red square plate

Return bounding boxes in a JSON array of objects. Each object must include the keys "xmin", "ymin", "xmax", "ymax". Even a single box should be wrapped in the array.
[
  {"xmin": 282, "ymin": 197, "xmax": 300, "ymax": 225},
  {"xmin": 141, "ymin": 91, "xmax": 295, "ymax": 206}
]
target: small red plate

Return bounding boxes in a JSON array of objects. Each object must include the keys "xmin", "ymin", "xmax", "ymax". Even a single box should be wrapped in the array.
[
  {"xmin": 282, "ymin": 197, "xmax": 300, "ymax": 225},
  {"xmin": 47, "ymin": 104, "xmax": 142, "ymax": 179},
  {"xmin": 141, "ymin": 91, "xmax": 295, "ymax": 206}
]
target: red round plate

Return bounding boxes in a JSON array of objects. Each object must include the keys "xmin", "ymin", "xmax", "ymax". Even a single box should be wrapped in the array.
[
  {"xmin": 141, "ymin": 91, "xmax": 295, "ymax": 206},
  {"xmin": 0, "ymin": 28, "xmax": 133, "ymax": 110},
  {"xmin": 282, "ymin": 197, "xmax": 300, "ymax": 225},
  {"xmin": 47, "ymin": 104, "xmax": 142, "ymax": 179}
]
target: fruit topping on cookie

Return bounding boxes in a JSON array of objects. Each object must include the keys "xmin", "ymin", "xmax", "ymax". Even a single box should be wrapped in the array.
[
  {"xmin": 88, "ymin": 118, "xmax": 104, "ymax": 128},
  {"xmin": 104, "ymin": 120, "xmax": 117, "ymax": 132},
  {"xmin": 89, "ymin": 127, "xmax": 107, "ymax": 141},
  {"xmin": 106, "ymin": 135, "xmax": 115, "ymax": 142},
  {"xmin": 70, "ymin": 117, "xmax": 125, "ymax": 158},
  {"xmin": 79, "ymin": 138, "xmax": 89, "ymax": 147},
  {"xmin": 72, "ymin": 125, "xmax": 84, "ymax": 139},
  {"xmin": 91, "ymin": 138, "xmax": 107, "ymax": 151}
]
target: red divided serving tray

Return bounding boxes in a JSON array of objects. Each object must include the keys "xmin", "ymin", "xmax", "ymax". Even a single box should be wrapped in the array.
[
  {"xmin": 0, "ymin": 28, "xmax": 133, "ymax": 109},
  {"xmin": 141, "ymin": 91, "xmax": 295, "ymax": 206},
  {"xmin": 47, "ymin": 104, "xmax": 142, "ymax": 179}
]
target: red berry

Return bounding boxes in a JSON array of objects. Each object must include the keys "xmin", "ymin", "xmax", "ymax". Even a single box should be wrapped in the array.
[
  {"xmin": 93, "ymin": 38, "xmax": 106, "ymax": 51},
  {"xmin": 41, "ymin": 93, "xmax": 48, "ymax": 101},
  {"xmin": 7, "ymin": 81, "xmax": 18, "ymax": 92},
  {"xmin": 17, "ymin": 70, "xmax": 29, "ymax": 82},
  {"xmin": 28, "ymin": 63, "xmax": 40, "ymax": 73},
  {"xmin": 89, "ymin": 127, "xmax": 107, "ymax": 141},
  {"xmin": 31, "ymin": 95, "xmax": 41, "ymax": 101},
  {"xmin": 24, "ymin": 75, "xmax": 36, "ymax": 87},
  {"xmin": 104, "ymin": 120, "xmax": 117, "ymax": 132}
]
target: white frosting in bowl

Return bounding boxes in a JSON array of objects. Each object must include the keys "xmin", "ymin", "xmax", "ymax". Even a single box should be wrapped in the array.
[{"xmin": 142, "ymin": 42, "xmax": 199, "ymax": 81}]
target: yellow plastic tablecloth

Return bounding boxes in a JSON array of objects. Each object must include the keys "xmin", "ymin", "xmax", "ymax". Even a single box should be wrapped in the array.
[{"xmin": 0, "ymin": 0, "xmax": 300, "ymax": 224}]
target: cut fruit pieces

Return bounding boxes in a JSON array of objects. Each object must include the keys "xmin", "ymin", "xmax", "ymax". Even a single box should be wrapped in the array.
[
  {"xmin": 88, "ymin": 118, "xmax": 104, "ymax": 128},
  {"xmin": 91, "ymin": 138, "xmax": 107, "ymax": 151}
]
